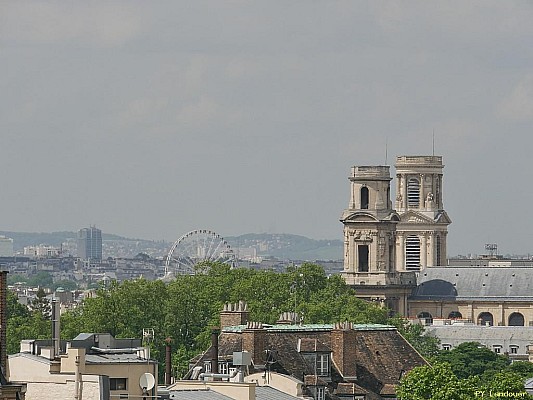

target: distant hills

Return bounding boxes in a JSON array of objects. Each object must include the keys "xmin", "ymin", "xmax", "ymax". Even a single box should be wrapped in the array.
[{"xmin": 0, "ymin": 231, "xmax": 343, "ymax": 261}]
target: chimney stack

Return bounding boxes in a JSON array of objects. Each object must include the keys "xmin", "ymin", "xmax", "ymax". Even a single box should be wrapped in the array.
[
  {"xmin": 211, "ymin": 327, "xmax": 220, "ymax": 375},
  {"xmin": 331, "ymin": 322, "xmax": 357, "ymax": 380},
  {"xmin": 242, "ymin": 322, "xmax": 266, "ymax": 367},
  {"xmin": 0, "ymin": 271, "xmax": 8, "ymax": 377},
  {"xmin": 165, "ymin": 337, "xmax": 172, "ymax": 385},
  {"xmin": 220, "ymin": 301, "xmax": 249, "ymax": 330},
  {"xmin": 52, "ymin": 298, "xmax": 60, "ymax": 357}
]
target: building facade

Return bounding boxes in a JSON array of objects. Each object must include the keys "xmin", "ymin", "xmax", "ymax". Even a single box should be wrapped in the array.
[
  {"xmin": 394, "ymin": 156, "xmax": 451, "ymax": 271},
  {"xmin": 0, "ymin": 236, "xmax": 14, "ymax": 257},
  {"xmin": 77, "ymin": 226, "xmax": 102, "ymax": 261},
  {"xmin": 340, "ymin": 166, "xmax": 415, "ymax": 315}
]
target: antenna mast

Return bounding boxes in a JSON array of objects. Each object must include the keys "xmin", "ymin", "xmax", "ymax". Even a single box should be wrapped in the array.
[
  {"xmin": 432, "ymin": 129, "xmax": 435, "ymax": 156},
  {"xmin": 385, "ymin": 137, "xmax": 388, "ymax": 165}
]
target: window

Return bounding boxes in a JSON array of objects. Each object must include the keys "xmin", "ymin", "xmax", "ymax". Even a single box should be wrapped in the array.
[
  {"xmin": 203, "ymin": 361, "xmax": 212, "ymax": 373},
  {"xmin": 316, "ymin": 354, "xmax": 329, "ymax": 376},
  {"xmin": 478, "ymin": 312, "xmax": 494, "ymax": 326},
  {"xmin": 316, "ymin": 386, "xmax": 325, "ymax": 400},
  {"xmin": 442, "ymin": 344, "xmax": 452, "ymax": 351},
  {"xmin": 407, "ymin": 178, "xmax": 420, "ymax": 207},
  {"xmin": 417, "ymin": 311, "xmax": 433, "ymax": 325},
  {"xmin": 510, "ymin": 346, "xmax": 519, "ymax": 354},
  {"xmin": 219, "ymin": 362, "xmax": 228, "ymax": 374},
  {"xmin": 509, "ymin": 313, "xmax": 525, "ymax": 326},
  {"xmin": 493, "ymin": 345, "xmax": 502, "ymax": 354},
  {"xmin": 360, "ymin": 187, "xmax": 369, "ymax": 209},
  {"xmin": 405, "ymin": 235, "xmax": 421, "ymax": 270},
  {"xmin": 436, "ymin": 235, "xmax": 441, "ymax": 265},
  {"xmin": 448, "ymin": 311, "xmax": 462, "ymax": 319},
  {"xmin": 110, "ymin": 378, "xmax": 127, "ymax": 391},
  {"xmin": 358, "ymin": 245, "xmax": 369, "ymax": 272}
]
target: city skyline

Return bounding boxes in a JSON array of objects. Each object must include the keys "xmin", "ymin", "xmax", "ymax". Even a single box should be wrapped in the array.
[{"xmin": 2, "ymin": 2, "xmax": 533, "ymax": 255}]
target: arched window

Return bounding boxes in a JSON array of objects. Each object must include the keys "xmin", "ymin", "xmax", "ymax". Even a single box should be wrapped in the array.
[
  {"xmin": 407, "ymin": 178, "xmax": 420, "ymax": 207},
  {"xmin": 478, "ymin": 312, "xmax": 494, "ymax": 326},
  {"xmin": 509, "ymin": 312, "xmax": 525, "ymax": 326},
  {"xmin": 358, "ymin": 245, "xmax": 369, "ymax": 272},
  {"xmin": 405, "ymin": 235, "xmax": 421, "ymax": 270},
  {"xmin": 448, "ymin": 311, "xmax": 462, "ymax": 319},
  {"xmin": 360, "ymin": 186, "xmax": 369, "ymax": 209},
  {"xmin": 417, "ymin": 311, "xmax": 433, "ymax": 325}
]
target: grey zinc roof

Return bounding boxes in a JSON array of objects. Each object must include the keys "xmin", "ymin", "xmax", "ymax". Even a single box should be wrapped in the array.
[
  {"xmin": 85, "ymin": 353, "xmax": 156, "ymax": 364},
  {"xmin": 426, "ymin": 325, "xmax": 533, "ymax": 354},
  {"xmin": 410, "ymin": 267, "xmax": 533, "ymax": 301},
  {"xmin": 169, "ymin": 387, "xmax": 302, "ymax": 400},
  {"xmin": 256, "ymin": 386, "xmax": 303, "ymax": 399},
  {"xmin": 169, "ymin": 389, "xmax": 233, "ymax": 400}
]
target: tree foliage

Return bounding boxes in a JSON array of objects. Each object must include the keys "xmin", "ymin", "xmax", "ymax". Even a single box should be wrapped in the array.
[
  {"xmin": 389, "ymin": 316, "xmax": 440, "ymax": 359},
  {"xmin": 57, "ymin": 262, "xmax": 388, "ymax": 378},
  {"xmin": 398, "ymin": 362, "xmax": 532, "ymax": 400},
  {"xmin": 6, "ymin": 290, "xmax": 50, "ymax": 354},
  {"xmin": 434, "ymin": 342, "xmax": 510, "ymax": 380}
]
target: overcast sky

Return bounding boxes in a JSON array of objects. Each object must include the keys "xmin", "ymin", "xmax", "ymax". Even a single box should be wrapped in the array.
[{"xmin": 1, "ymin": 1, "xmax": 533, "ymax": 256}]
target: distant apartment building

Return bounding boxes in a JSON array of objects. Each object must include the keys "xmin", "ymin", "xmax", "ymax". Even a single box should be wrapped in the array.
[
  {"xmin": 23, "ymin": 244, "xmax": 61, "ymax": 258},
  {"xmin": 77, "ymin": 226, "xmax": 102, "ymax": 261},
  {"xmin": 0, "ymin": 236, "xmax": 14, "ymax": 257}
]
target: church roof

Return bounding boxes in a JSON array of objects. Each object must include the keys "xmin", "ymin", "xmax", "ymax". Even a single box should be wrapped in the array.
[{"xmin": 410, "ymin": 267, "xmax": 533, "ymax": 301}]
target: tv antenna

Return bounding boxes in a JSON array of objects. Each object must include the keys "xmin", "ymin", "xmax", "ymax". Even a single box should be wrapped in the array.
[{"xmin": 485, "ymin": 243, "xmax": 498, "ymax": 257}]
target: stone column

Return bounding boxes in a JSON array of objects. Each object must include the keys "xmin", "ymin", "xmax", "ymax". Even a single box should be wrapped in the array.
[
  {"xmin": 427, "ymin": 233, "xmax": 434, "ymax": 267},
  {"xmin": 421, "ymin": 234, "xmax": 428, "ymax": 268},
  {"xmin": 419, "ymin": 174, "xmax": 425, "ymax": 210},
  {"xmin": 397, "ymin": 234, "xmax": 405, "ymax": 271}
]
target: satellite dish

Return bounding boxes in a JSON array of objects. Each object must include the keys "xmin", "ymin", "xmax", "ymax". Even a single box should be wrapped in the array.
[{"xmin": 139, "ymin": 373, "xmax": 155, "ymax": 391}]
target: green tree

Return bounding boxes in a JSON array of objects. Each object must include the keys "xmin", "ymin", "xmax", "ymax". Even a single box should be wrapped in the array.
[
  {"xmin": 507, "ymin": 361, "xmax": 533, "ymax": 380},
  {"xmin": 389, "ymin": 317, "xmax": 440, "ymax": 359},
  {"xmin": 397, "ymin": 362, "xmax": 473, "ymax": 400},
  {"xmin": 27, "ymin": 272, "xmax": 54, "ymax": 288},
  {"xmin": 51, "ymin": 280, "xmax": 78, "ymax": 291},
  {"xmin": 59, "ymin": 262, "xmax": 392, "ymax": 380},
  {"xmin": 434, "ymin": 342, "xmax": 510, "ymax": 380},
  {"xmin": 30, "ymin": 287, "xmax": 51, "ymax": 319}
]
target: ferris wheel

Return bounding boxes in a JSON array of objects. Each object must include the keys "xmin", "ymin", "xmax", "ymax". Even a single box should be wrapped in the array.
[{"xmin": 163, "ymin": 229, "xmax": 235, "ymax": 277}]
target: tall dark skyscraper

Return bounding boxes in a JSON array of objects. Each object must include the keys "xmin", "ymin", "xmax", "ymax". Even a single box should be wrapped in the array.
[{"xmin": 77, "ymin": 226, "xmax": 102, "ymax": 261}]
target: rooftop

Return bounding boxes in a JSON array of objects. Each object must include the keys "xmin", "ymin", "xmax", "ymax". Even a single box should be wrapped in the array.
[{"xmin": 222, "ymin": 323, "xmax": 395, "ymax": 333}]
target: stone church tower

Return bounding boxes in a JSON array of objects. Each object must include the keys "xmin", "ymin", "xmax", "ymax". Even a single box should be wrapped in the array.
[
  {"xmin": 340, "ymin": 166, "xmax": 414, "ymax": 315},
  {"xmin": 395, "ymin": 156, "xmax": 451, "ymax": 270}
]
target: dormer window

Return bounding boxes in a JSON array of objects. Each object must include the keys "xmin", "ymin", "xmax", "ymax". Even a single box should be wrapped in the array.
[
  {"xmin": 301, "ymin": 352, "xmax": 331, "ymax": 377},
  {"xmin": 316, "ymin": 386, "xmax": 326, "ymax": 400},
  {"xmin": 316, "ymin": 353, "xmax": 329, "ymax": 376}
]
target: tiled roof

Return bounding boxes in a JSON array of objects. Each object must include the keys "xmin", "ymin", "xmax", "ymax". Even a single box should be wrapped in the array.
[{"xmin": 195, "ymin": 325, "xmax": 426, "ymax": 399}]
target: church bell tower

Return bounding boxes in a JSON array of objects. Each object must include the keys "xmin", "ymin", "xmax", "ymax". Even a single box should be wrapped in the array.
[
  {"xmin": 395, "ymin": 156, "xmax": 451, "ymax": 270},
  {"xmin": 340, "ymin": 166, "xmax": 399, "ymax": 285},
  {"xmin": 341, "ymin": 165, "xmax": 415, "ymax": 316}
]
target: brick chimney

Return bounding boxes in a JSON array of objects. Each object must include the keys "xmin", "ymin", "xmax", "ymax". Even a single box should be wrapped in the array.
[
  {"xmin": 220, "ymin": 301, "xmax": 249, "ymax": 330},
  {"xmin": 276, "ymin": 311, "xmax": 299, "ymax": 325},
  {"xmin": 331, "ymin": 322, "xmax": 357, "ymax": 380},
  {"xmin": 242, "ymin": 322, "xmax": 266, "ymax": 367},
  {"xmin": 1, "ymin": 271, "xmax": 8, "ymax": 377}
]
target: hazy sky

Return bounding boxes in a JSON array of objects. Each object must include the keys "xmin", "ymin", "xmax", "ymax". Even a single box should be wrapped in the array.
[{"xmin": 2, "ymin": 2, "xmax": 533, "ymax": 256}]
